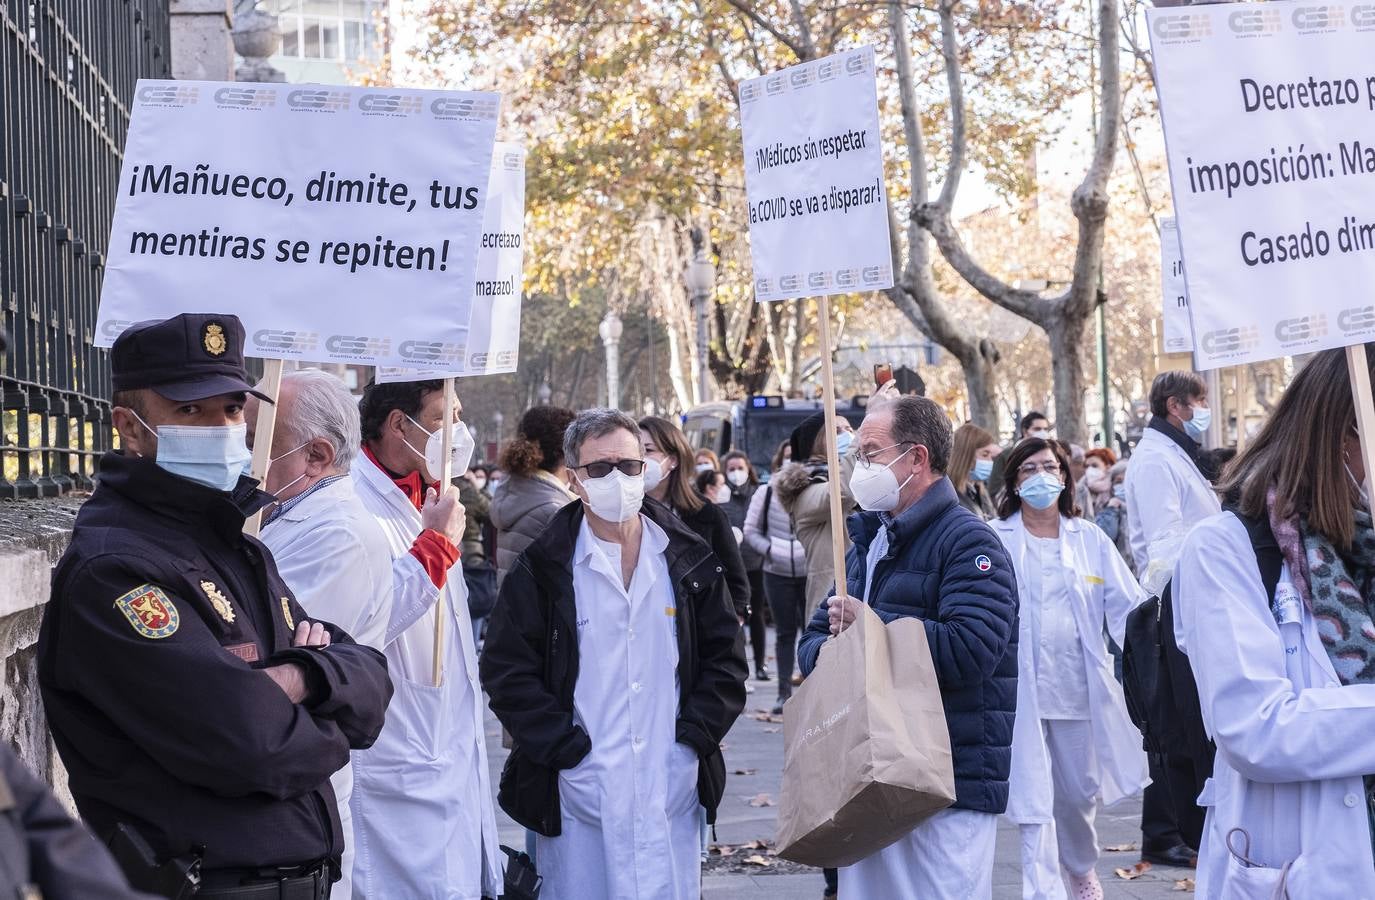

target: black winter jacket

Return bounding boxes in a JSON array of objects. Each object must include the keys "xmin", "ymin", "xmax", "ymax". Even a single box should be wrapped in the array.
[
  {"xmin": 479, "ymin": 498, "xmax": 748, "ymax": 836},
  {"xmin": 797, "ymin": 477, "xmax": 1019, "ymax": 814},
  {"xmin": 679, "ymin": 499, "xmax": 751, "ymax": 619}
]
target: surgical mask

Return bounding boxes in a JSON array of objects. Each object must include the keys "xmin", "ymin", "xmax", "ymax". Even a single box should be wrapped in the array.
[
  {"xmin": 1346, "ymin": 461, "xmax": 1370, "ymax": 510},
  {"xmin": 971, "ymin": 458, "xmax": 994, "ymax": 482},
  {"xmin": 578, "ymin": 468, "xmax": 644, "ymax": 523},
  {"xmin": 835, "ymin": 431, "xmax": 854, "ymax": 455},
  {"xmin": 1029, "ymin": 428, "xmax": 1050, "ymax": 440},
  {"xmin": 711, "ymin": 485, "xmax": 732, "ymax": 504},
  {"xmin": 726, "ymin": 470, "xmax": 749, "ymax": 487},
  {"xmin": 848, "ymin": 445, "xmax": 913, "ymax": 512},
  {"xmin": 1184, "ymin": 405, "xmax": 1211, "ymax": 440},
  {"xmin": 1084, "ymin": 467, "xmax": 1107, "ymax": 487},
  {"xmin": 1018, "ymin": 472, "xmax": 1064, "ymax": 510},
  {"xmin": 643, "ymin": 457, "xmax": 668, "ymax": 492},
  {"xmin": 269, "ymin": 441, "xmax": 310, "ymax": 500},
  {"xmin": 695, "ymin": 462, "xmax": 715, "ymax": 474},
  {"xmin": 1112, "ymin": 484, "xmax": 1127, "ymax": 502},
  {"xmin": 405, "ymin": 414, "xmax": 475, "ymax": 482},
  {"xmin": 131, "ymin": 410, "xmax": 252, "ymax": 492},
  {"xmin": 472, "ymin": 476, "xmax": 487, "ymax": 491}
]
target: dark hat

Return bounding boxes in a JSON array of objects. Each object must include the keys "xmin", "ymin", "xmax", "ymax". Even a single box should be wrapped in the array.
[
  {"xmin": 789, "ymin": 411, "xmax": 826, "ymax": 463},
  {"xmin": 111, "ymin": 313, "xmax": 271, "ymax": 402}
]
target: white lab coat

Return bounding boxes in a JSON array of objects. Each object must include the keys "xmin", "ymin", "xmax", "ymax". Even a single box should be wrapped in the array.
[
  {"xmin": 1177, "ymin": 512, "xmax": 1375, "ymax": 898},
  {"xmin": 349, "ymin": 455, "xmax": 502, "ymax": 900},
  {"xmin": 992, "ymin": 514, "xmax": 1149, "ymax": 825},
  {"xmin": 261, "ymin": 475, "xmax": 395, "ymax": 900},
  {"xmin": 1124, "ymin": 428, "xmax": 1220, "ymax": 591},
  {"xmin": 536, "ymin": 516, "xmax": 701, "ymax": 900}
]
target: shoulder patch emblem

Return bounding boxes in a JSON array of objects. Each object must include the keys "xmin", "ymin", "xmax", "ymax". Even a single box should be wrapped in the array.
[
  {"xmin": 203, "ymin": 322, "xmax": 227, "ymax": 356},
  {"xmin": 114, "ymin": 585, "xmax": 179, "ymax": 639},
  {"xmin": 280, "ymin": 597, "xmax": 295, "ymax": 631},
  {"xmin": 974, "ymin": 554, "xmax": 992, "ymax": 573},
  {"xmin": 200, "ymin": 580, "xmax": 236, "ymax": 624}
]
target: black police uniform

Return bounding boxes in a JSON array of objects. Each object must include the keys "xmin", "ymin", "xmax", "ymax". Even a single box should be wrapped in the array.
[
  {"xmin": 36, "ymin": 314, "xmax": 393, "ymax": 899},
  {"xmin": 0, "ymin": 744, "xmax": 155, "ymax": 899}
]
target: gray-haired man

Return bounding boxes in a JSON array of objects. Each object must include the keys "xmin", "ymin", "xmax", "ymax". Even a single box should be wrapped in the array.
[
  {"xmin": 247, "ymin": 368, "xmax": 397, "ymax": 899},
  {"xmin": 481, "ymin": 408, "xmax": 747, "ymax": 900}
]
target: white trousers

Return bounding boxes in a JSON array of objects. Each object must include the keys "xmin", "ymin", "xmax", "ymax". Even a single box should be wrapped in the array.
[
  {"xmin": 1047, "ymin": 719, "xmax": 1099, "ymax": 876},
  {"xmin": 838, "ymin": 808, "xmax": 998, "ymax": 900},
  {"xmin": 1019, "ymin": 822, "xmax": 1068, "ymax": 900}
]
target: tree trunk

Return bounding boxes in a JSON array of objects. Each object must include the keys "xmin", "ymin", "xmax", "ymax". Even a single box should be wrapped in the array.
[
  {"xmin": 1046, "ymin": 312, "xmax": 1092, "ymax": 446},
  {"xmin": 959, "ymin": 341, "xmax": 1000, "ymax": 432}
]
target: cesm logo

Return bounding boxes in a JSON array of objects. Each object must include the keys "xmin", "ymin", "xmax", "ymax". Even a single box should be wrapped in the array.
[
  {"xmin": 253, "ymin": 329, "xmax": 319, "ymax": 355},
  {"xmin": 213, "ymin": 87, "xmax": 277, "ymax": 110},
  {"xmin": 358, "ymin": 93, "xmax": 423, "ymax": 117},
  {"xmin": 1200, "ymin": 325, "xmax": 1261, "ymax": 356},
  {"xmin": 778, "ymin": 274, "xmax": 802, "ymax": 292},
  {"xmin": 789, "ymin": 68, "xmax": 812, "ymax": 89},
  {"xmin": 325, "ymin": 335, "xmax": 392, "ymax": 358},
  {"xmin": 1353, "ymin": 3, "xmax": 1375, "ymax": 29},
  {"xmin": 807, "ymin": 271, "xmax": 832, "ymax": 291},
  {"xmin": 430, "ymin": 96, "xmax": 499, "ymax": 121},
  {"xmin": 1339, "ymin": 305, "xmax": 1375, "ymax": 334},
  {"xmin": 399, "ymin": 340, "xmax": 463, "ymax": 365},
  {"xmin": 845, "ymin": 52, "xmax": 868, "ymax": 75},
  {"xmin": 1293, "ymin": 5, "xmax": 1346, "ymax": 32},
  {"xmin": 835, "ymin": 268, "xmax": 859, "ymax": 288},
  {"xmin": 816, "ymin": 59, "xmax": 839, "ymax": 82},
  {"xmin": 754, "ymin": 277, "xmax": 773, "ymax": 295},
  {"xmin": 101, "ymin": 319, "xmax": 133, "ymax": 341},
  {"xmin": 136, "ymin": 85, "xmax": 200, "ymax": 107},
  {"xmin": 1228, "ymin": 7, "xmax": 1283, "ymax": 36},
  {"xmin": 470, "ymin": 349, "xmax": 517, "ymax": 369},
  {"xmin": 1275, "ymin": 313, "xmax": 1329, "ymax": 345},
  {"xmin": 501, "ymin": 150, "xmax": 524, "ymax": 170},
  {"xmin": 286, "ymin": 89, "xmax": 350, "ymax": 112},
  {"xmin": 739, "ymin": 81, "xmax": 761, "ymax": 103},
  {"xmin": 862, "ymin": 264, "xmax": 891, "ymax": 286},
  {"xmin": 764, "ymin": 75, "xmax": 785, "ymax": 97}
]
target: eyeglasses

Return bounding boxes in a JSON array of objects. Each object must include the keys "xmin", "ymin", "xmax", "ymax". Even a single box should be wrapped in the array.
[
  {"xmin": 576, "ymin": 458, "xmax": 646, "ymax": 479},
  {"xmin": 857, "ymin": 441, "xmax": 914, "ymax": 467},
  {"xmin": 1018, "ymin": 461, "xmax": 1062, "ymax": 476}
]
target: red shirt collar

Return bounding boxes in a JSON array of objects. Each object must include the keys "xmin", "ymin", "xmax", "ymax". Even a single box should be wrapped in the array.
[{"xmin": 362, "ymin": 444, "xmax": 437, "ymax": 511}]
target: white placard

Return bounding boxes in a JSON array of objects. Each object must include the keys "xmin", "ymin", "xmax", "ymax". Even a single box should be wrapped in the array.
[
  {"xmin": 1148, "ymin": 2, "xmax": 1375, "ymax": 370},
  {"xmin": 95, "ymin": 80, "xmax": 499, "ymax": 369},
  {"xmin": 377, "ymin": 143, "xmax": 526, "ymax": 383},
  {"xmin": 1160, "ymin": 217, "xmax": 1194, "ymax": 354},
  {"xmin": 738, "ymin": 46, "xmax": 893, "ymax": 302}
]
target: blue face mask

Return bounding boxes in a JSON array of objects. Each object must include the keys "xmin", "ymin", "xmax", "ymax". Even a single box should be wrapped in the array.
[
  {"xmin": 1112, "ymin": 484, "xmax": 1127, "ymax": 501},
  {"xmin": 835, "ymin": 431, "xmax": 854, "ymax": 455},
  {"xmin": 1018, "ymin": 472, "xmax": 1064, "ymax": 510},
  {"xmin": 1184, "ymin": 404, "xmax": 1211, "ymax": 440},
  {"xmin": 971, "ymin": 458, "xmax": 994, "ymax": 482},
  {"xmin": 133, "ymin": 411, "xmax": 252, "ymax": 492}
]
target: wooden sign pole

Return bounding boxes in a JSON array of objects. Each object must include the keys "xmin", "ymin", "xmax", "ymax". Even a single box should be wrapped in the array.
[
  {"xmin": 815, "ymin": 296, "xmax": 851, "ymax": 621},
  {"xmin": 243, "ymin": 358, "xmax": 285, "ymax": 538},
  {"xmin": 1347, "ymin": 345, "xmax": 1375, "ymax": 503},
  {"xmin": 433, "ymin": 377, "xmax": 457, "ymax": 686}
]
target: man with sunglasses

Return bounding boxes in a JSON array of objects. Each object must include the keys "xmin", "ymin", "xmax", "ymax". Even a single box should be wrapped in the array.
[
  {"xmin": 797, "ymin": 394, "xmax": 1018, "ymax": 900},
  {"xmin": 481, "ymin": 408, "xmax": 747, "ymax": 900}
]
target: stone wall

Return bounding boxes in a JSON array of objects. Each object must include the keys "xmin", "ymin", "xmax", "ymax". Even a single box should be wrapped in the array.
[{"xmin": 0, "ymin": 496, "xmax": 88, "ymax": 808}]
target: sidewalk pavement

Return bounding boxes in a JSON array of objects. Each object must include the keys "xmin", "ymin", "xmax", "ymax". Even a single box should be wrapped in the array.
[{"xmin": 484, "ymin": 656, "xmax": 1194, "ymax": 898}]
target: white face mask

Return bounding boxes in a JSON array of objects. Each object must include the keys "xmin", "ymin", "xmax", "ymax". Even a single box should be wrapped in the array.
[
  {"xmin": 472, "ymin": 476, "xmax": 487, "ymax": 491},
  {"xmin": 726, "ymin": 469, "xmax": 749, "ymax": 487},
  {"xmin": 1028, "ymin": 428, "xmax": 1051, "ymax": 440},
  {"xmin": 695, "ymin": 462, "xmax": 715, "ymax": 474},
  {"xmin": 642, "ymin": 457, "xmax": 667, "ymax": 492},
  {"xmin": 131, "ymin": 410, "xmax": 252, "ymax": 493},
  {"xmin": 269, "ymin": 441, "xmax": 310, "ymax": 500},
  {"xmin": 711, "ymin": 485, "xmax": 732, "ymax": 504},
  {"xmin": 404, "ymin": 414, "xmax": 475, "ymax": 482},
  {"xmin": 578, "ymin": 468, "xmax": 644, "ymax": 523},
  {"xmin": 848, "ymin": 444, "xmax": 914, "ymax": 512}
]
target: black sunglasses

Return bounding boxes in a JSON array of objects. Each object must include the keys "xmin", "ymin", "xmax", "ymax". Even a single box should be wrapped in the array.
[{"xmin": 576, "ymin": 458, "xmax": 646, "ymax": 479}]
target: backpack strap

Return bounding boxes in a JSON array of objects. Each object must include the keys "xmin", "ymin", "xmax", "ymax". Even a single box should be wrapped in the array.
[
  {"xmin": 759, "ymin": 486, "xmax": 772, "ymax": 538},
  {"xmin": 1228, "ymin": 507, "xmax": 1284, "ymax": 604}
]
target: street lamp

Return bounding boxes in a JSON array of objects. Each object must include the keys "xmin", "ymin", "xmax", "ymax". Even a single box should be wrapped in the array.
[
  {"xmin": 536, "ymin": 381, "xmax": 552, "ymax": 406},
  {"xmin": 599, "ymin": 311, "xmax": 624, "ymax": 410},
  {"xmin": 491, "ymin": 409, "xmax": 504, "ymax": 449},
  {"xmin": 684, "ymin": 228, "xmax": 716, "ymax": 405}
]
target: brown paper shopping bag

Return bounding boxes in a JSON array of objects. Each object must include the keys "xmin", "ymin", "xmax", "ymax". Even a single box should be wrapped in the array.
[{"xmin": 775, "ymin": 601, "xmax": 956, "ymax": 868}]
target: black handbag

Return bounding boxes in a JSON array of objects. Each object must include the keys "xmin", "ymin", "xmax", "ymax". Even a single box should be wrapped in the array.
[
  {"xmin": 463, "ymin": 561, "xmax": 499, "ymax": 620},
  {"xmin": 500, "ymin": 844, "xmax": 541, "ymax": 899},
  {"xmin": 1122, "ymin": 582, "xmax": 1211, "ymax": 758}
]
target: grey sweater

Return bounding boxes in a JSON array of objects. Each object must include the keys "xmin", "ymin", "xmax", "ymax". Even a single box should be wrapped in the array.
[{"xmin": 489, "ymin": 470, "xmax": 576, "ymax": 589}]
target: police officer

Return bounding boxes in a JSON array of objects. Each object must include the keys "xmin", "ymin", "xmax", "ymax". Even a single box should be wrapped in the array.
[{"xmin": 37, "ymin": 313, "xmax": 393, "ymax": 900}]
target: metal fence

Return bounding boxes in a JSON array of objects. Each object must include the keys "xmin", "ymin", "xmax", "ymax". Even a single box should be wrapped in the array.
[{"xmin": 0, "ymin": 0, "xmax": 170, "ymax": 497}]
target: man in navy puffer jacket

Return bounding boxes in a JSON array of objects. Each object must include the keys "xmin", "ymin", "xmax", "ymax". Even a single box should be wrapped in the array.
[{"xmin": 798, "ymin": 394, "xmax": 1018, "ymax": 900}]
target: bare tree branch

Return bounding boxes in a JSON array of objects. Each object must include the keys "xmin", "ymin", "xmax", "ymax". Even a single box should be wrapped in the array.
[
  {"xmin": 722, "ymin": 0, "xmax": 809, "ymax": 61},
  {"xmin": 935, "ymin": 0, "xmax": 965, "ymax": 210},
  {"xmin": 789, "ymin": 0, "xmax": 819, "ymax": 58}
]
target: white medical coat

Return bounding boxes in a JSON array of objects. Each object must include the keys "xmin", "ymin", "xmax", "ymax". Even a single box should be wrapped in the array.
[
  {"xmin": 261, "ymin": 474, "xmax": 394, "ymax": 900},
  {"xmin": 1177, "ymin": 512, "xmax": 1375, "ymax": 898},
  {"xmin": 350, "ymin": 455, "xmax": 502, "ymax": 899},
  {"xmin": 536, "ymin": 515, "xmax": 701, "ymax": 900},
  {"xmin": 992, "ymin": 514, "xmax": 1149, "ymax": 824}
]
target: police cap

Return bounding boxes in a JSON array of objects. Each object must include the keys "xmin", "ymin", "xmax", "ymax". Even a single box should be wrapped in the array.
[{"xmin": 111, "ymin": 313, "xmax": 271, "ymax": 402}]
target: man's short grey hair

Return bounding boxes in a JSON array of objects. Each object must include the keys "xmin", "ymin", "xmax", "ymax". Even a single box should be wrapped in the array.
[
  {"xmin": 563, "ymin": 408, "xmax": 642, "ymax": 468},
  {"xmin": 882, "ymin": 395, "xmax": 953, "ymax": 474},
  {"xmin": 280, "ymin": 368, "xmax": 360, "ymax": 472},
  {"xmin": 1149, "ymin": 369, "xmax": 1207, "ymax": 418}
]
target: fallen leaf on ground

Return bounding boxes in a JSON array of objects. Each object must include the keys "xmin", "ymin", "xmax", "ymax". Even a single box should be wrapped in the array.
[
  {"xmin": 747, "ymin": 793, "xmax": 774, "ymax": 807},
  {"xmin": 732, "ymin": 768, "xmax": 757, "ymax": 776},
  {"xmin": 1174, "ymin": 877, "xmax": 1195, "ymax": 892},
  {"xmin": 742, "ymin": 855, "xmax": 773, "ymax": 867},
  {"xmin": 709, "ymin": 845, "xmax": 737, "ymax": 858},
  {"xmin": 750, "ymin": 712, "xmax": 785, "ymax": 724},
  {"xmin": 743, "ymin": 839, "xmax": 771, "ymax": 851},
  {"xmin": 1115, "ymin": 862, "xmax": 1152, "ymax": 880},
  {"xmin": 1103, "ymin": 842, "xmax": 1139, "ymax": 852},
  {"xmin": 763, "ymin": 727, "xmax": 780, "ymax": 733}
]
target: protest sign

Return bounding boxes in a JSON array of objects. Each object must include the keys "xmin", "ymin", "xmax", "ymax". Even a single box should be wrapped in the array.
[
  {"xmin": 1159, "ymin": 218, "xmax": 1194, "ymax": 354},
  {"xmin": 95, "ymin": 80, "xmax": 499, "ymax": 370},
  {"xmin": 1148, "ymin": 2, "xmax": 1375, "ymax": 370},
  {"xmin": 377, "ymin": 143, "xmax": 526, "ymax": 383},
  {"xmin": 738, "ymin": 46, "xmax": 893, "ymax": 303}
]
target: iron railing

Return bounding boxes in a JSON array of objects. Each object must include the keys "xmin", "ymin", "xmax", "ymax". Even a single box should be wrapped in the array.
[{"xmin": 0, "ymin": 0, "xmax": 170, "ymax": 497}]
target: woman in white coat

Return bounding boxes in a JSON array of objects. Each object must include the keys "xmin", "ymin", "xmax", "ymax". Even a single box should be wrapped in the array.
[
  {"xmin": 1176, "ymin": 346, "xmax": 1375, "ymax": 898},
  {"xmin": 992, "ymin": 438, "xmax": 1149, "ymax": 900}
]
